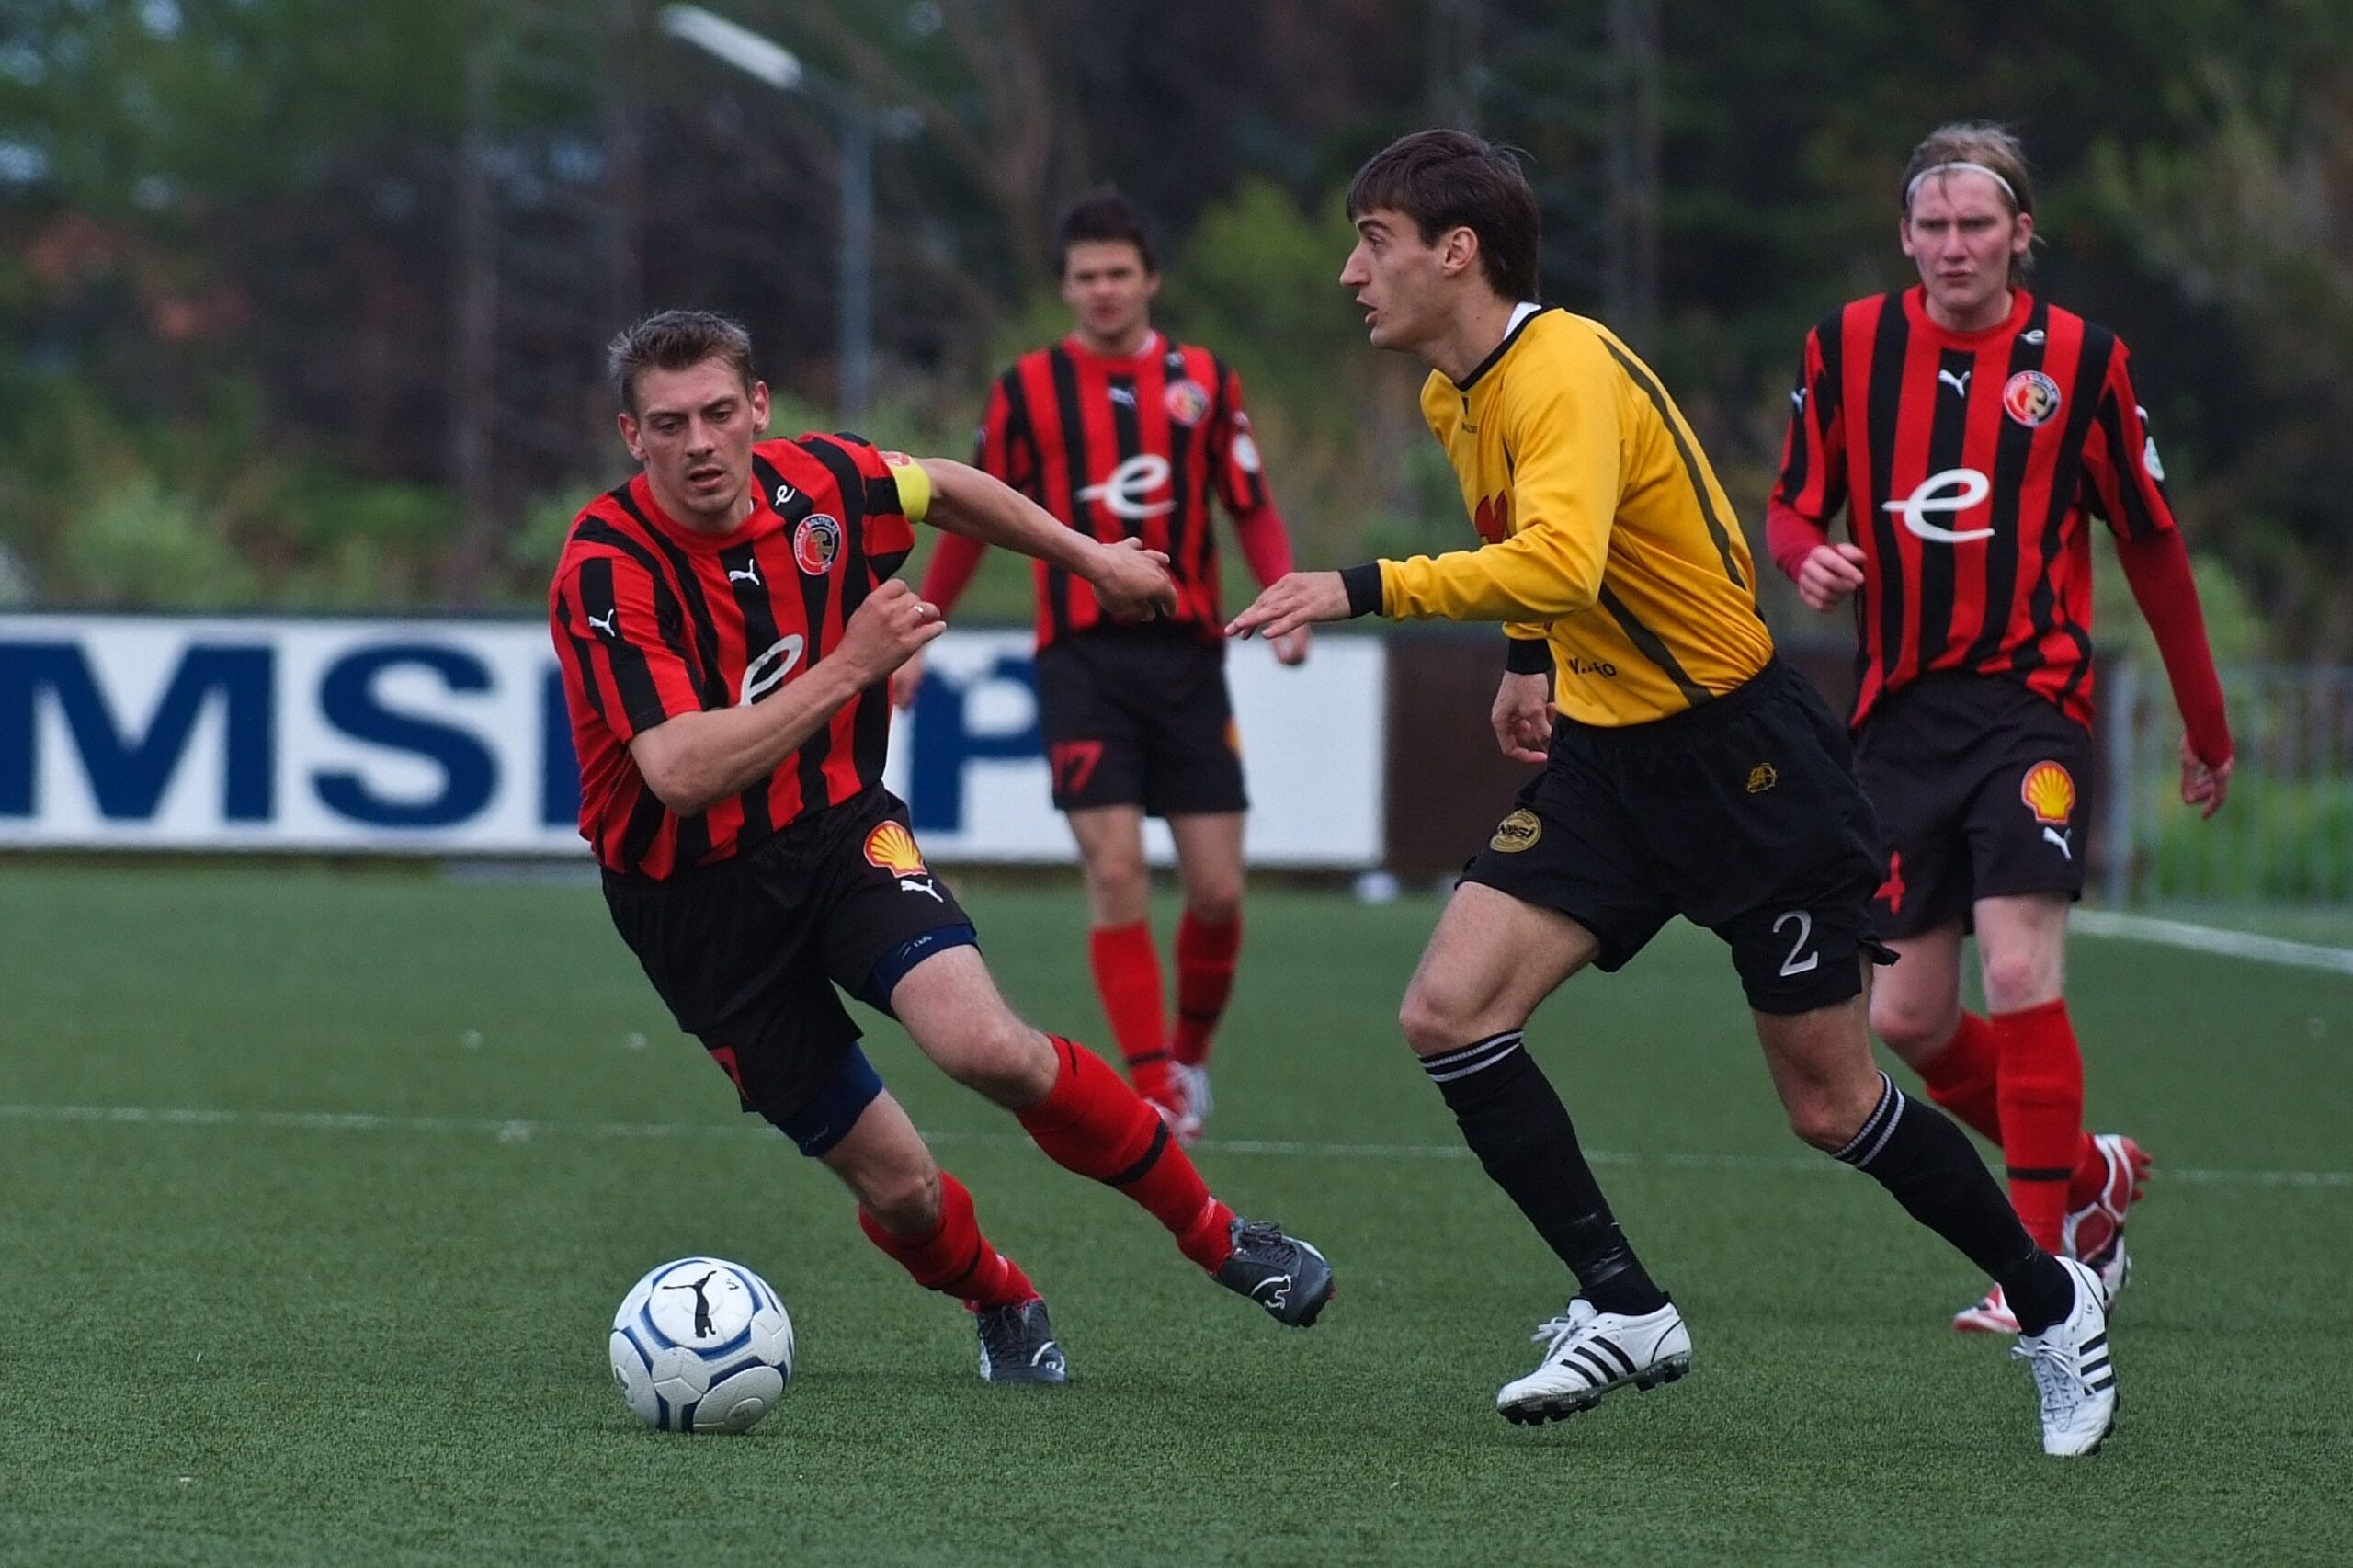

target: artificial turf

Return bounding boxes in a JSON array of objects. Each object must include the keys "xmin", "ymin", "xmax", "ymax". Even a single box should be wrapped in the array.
[{"xmin": 1, "ymin": 867, "xmax": 2347, "ymax": 1564}]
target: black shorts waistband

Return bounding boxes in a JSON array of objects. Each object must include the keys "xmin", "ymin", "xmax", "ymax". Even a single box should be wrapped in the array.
[
  {"xmin": 1553, "ymin": 657, "xmax": 1793, "ymax": 749},
  {"xmin": 599, "ymin": 785, "xmax": 889, "ymax": 894}
]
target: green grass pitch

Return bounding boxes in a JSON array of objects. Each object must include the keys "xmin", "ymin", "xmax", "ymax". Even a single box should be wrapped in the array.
[{"xmin": 1, "ymin": 867, "xmax": 2347, "ymax": 1564}]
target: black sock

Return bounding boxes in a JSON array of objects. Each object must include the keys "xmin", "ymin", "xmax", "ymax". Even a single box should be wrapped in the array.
[
  {"xmin": 1831, "ymin": 1072, "xmax": 2073, "ymax": 1334},
  {"xmin": 1423, "ymin": 1033, "xmax": 1668, "ymax": 1317}
]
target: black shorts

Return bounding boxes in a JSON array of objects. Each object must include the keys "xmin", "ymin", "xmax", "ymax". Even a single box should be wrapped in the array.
[
  {"xmin": 1461, "ymin": 659, "xmax": 1890, "ymax": 1015},
  {"xmin": 1034, "ymin": 625, "xmax": 1248, "ymax": 816},
  {"xmin": 1854, "ymin": 675, "xmax": 2094, "ymax": 939},
  {"xmin": 601, "ymin": 787, "xmax": 975, "ymax": 1130}
]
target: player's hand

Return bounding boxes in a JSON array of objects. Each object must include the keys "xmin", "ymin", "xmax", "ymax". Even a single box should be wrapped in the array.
[
  {"xmin": 1269, "ymin": 625, "xmax": 1312, "ymax": 666},
  {"xmin": 1088, "ymin": 537, "xmax": 1178, "ymax": 621},
  {"xmin": 837, "ymin": 579, "xmax": 947, "ymax": 687},
  {"xmin": 888, "ymin": 650, "xmax": 926, "ymax": 710},
  {"xmin": 1491, "ymin": 671, "xmax": 1552, "ymax": 764},
  {"xmin": 1796, "ymin": 542, "xmax": 1867, "ymax": 612},
  {"xmin": 1228, "ymin": 571, "xmax": 1347, "ymax": 642},
  {"xmin": 2181, "ymin": 736, "xmax": 2232, "ymax": 818}
]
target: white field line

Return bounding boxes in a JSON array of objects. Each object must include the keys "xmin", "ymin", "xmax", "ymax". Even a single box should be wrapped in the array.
[
  {"xmin": 1, "ymin": 1101, "xmax": 2345, "ymax": 1189},
  {"xmin": 2073, "ymin": 909, "xmax": 2353, "ymax": 977}
]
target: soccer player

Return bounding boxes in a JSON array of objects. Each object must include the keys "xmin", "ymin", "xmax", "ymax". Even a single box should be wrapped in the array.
[
  {"xmin": 891, "ymin": 189, "xmax": 1306, "ymax": 1141},
  {"xmin": 1766, "ymin": 122, "xmax": 2234, "ymax": 1333},
  {"xmin": 1231, "ymin": 131, "xmax": 2114, "ymax": 1456},
  {"xmin": 551, "ymin": 311, "xmax": 1333, "ymax": 1386}
]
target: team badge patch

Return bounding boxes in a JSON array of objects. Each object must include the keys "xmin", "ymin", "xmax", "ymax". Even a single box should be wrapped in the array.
[
  {"xmin": 1490, "ymin": 808, "xmax": 1542, "ymax": 853},
  {"xmin": 793, "ymin": 514, "xmax": 842, "ymax": 574},
  {"xmin": 2002, "ymin": 370, "xmax": 2063, "ymax": 427},
  {"xmin": 2020, "ymin": 761, "xmax": 2075, "ymax": 824},
  {"xmin": 1164, "ymin": 378, "xmax": 1210, "ymax": 426},
  {"xmin": 1745, "ymin": 762, "xmax": 1779, "ymax": 794}
]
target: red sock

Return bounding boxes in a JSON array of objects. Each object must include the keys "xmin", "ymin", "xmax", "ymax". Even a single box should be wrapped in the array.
[
  {"xmin": 1016, "ymin": 1035, "xmax": 1234, "ymax": 1270},
  {"xmin": 1172, "ymin": 911, "xmax": 1242, "ymax": 1068},
  {"xmin": 1915, "ymin": 1011, "xmax": 2005, "ymax": 1145},
  {"xmin": 1088, "ymin": 921, "xmax": 1172, "ymax": 1103},
  {"xmin": 857, "ymin": 1172, "xmax": 1035, "ymax": 1309},
  {"xmin": 1991, "ymin": 999, "xmax": 2086, "ymax": 1252}
]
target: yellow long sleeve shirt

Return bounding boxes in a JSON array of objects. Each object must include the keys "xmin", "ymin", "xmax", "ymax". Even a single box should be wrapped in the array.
[{"xmin": 1366, "ymin": 307, "xmax": 1774, "ymax": 727}]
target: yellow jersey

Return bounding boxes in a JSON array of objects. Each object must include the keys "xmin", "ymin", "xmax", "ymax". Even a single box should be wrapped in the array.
[{"xmin": 1378, "ymin": 307, "xmax": 1774, "ymax": 726}]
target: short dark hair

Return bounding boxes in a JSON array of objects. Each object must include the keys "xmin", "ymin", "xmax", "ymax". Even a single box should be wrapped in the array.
[
  {"xmin": 1347, "ymin": 130, "xmax": 1540, "ymax": 302},
  {"xmin": 1055, "ymin": 186, "xmax": 1158, "ymax": 277},
  {"xmin": 607, "ymin": 309, "xmax": 756, "ymax": 414}
]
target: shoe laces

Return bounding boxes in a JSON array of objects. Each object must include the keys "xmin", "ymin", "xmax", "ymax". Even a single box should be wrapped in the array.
[
  {"xmin": 2012, "ymin": 1335, "xmax": 2084, "ymax": 1422},
  {"xmin": 1529, "ymin": 1299, "xmax": 1599, "ymax": 1355},
  {"xmin": 1233, "ymin": 1220, "xmax": 1289, "ymax": 1261}
]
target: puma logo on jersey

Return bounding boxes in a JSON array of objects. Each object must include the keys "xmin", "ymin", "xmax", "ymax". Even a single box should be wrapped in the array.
[
  {"xmin": 1109, "ymin": 385, "xmax": 1137, "ymax": 407},
  {"xmin": 1938, "ymin": 369, "xmax": 1972, "ymax": 396},
  {"xmin": 588, "ymin": 609, "xmax": 620, "ymax": 638},
  {"xmin": 726, "ymin": 560, "xmax": 761, "ymax": 586}
]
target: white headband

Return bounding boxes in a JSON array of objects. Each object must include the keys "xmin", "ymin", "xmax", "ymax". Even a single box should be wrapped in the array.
[{"xmin": 1904, "ymin": 160, "xmax": 2018, "ymax": 210}]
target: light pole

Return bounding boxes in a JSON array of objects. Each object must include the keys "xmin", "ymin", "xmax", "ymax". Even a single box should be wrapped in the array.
[{"xmin": 657, "ymin": 4, "xmax": 874, "ymax": 419}]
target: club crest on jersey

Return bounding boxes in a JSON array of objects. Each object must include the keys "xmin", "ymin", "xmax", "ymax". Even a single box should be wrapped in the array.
[
  {"xmin": 1490, "ymin": 808, "xmax": 1541, "ymax": 853},
  {"xmin": 793, "ymin": 514, "xmax": 842, "ymax": 574},
  {"xmin": 2002, "ymin": 369, "xmax": 2063, "ymax": 427},
  {"xmin": 2021, "ymin": 761, "xmax": 2075, "ymax": 824},
  {"xmin": 1232, "ymin": 411, "xmax": 1263, "ymax": 474},
  {"xmin": 1164, "ymin": 378, "xmax": 1210, "ymax": 426}
]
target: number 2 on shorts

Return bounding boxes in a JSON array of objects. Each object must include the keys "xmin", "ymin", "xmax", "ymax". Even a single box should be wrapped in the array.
[{"xmin": 1774, "ymin": 910, "xmax": 1820, "ymax": 977}]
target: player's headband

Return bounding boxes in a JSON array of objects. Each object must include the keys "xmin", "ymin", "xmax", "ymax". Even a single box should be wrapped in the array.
[{"xmin": 1904, "ymin": 160, "xmax": 2020, "ymax": 211}]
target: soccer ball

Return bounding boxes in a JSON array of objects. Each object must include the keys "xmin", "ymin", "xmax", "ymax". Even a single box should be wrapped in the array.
[{"xmin": 608, "ymin": 1256, "xmax": 794, "ymax": 1434}]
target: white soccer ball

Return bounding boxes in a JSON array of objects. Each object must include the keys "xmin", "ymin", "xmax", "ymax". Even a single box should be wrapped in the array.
[{"xmin": 609, "ymin": 1256, "xmax": 794, "ymax": 1434}]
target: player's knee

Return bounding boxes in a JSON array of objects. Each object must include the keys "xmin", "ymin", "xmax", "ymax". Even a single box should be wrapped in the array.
[
  {"xmin": 1184, "ymin": 887, "xmax": 1241, "ymax": 928},
  {"xmin": 936, "ymin": 1013, "xmax": 1056, "ymax": 1107},
  {"xmin": 1871, "ymin": 990, "xmax": 1957, "ymax": 1060},
  {"xmin": 1785, "ymin": 1086, "xmax": 1873, "ymax": 1152},
  {"xmin": 1399, "ymin": 983, "xmax": 1477, "ymax": 1056},
  {"xmin": 1978, "ymin": 948, "xmax": 2061, "ymax": 1013},
  {"xmin": 859, "ymin": 1159, "xmax": 942, "ymax": 1236}
]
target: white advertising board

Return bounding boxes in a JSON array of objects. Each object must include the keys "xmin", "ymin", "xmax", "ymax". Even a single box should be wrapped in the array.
[{"xmin": 0, "ymin": 617, "xmax": 1384, "ymax": 865}]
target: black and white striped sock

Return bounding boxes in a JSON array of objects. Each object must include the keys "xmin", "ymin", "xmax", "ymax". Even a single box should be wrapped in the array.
[
  {"xmin": 1422, "ymin": 1032, "xmax": 1668, "ymax": 1317},
  {"xmin": 1830, "ymin": 1072, "xmax": 2070, "ymax": 1333}
]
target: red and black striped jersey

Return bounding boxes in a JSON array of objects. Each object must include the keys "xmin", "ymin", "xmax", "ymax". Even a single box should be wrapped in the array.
[
  {"xmin": 976, "ymin": 333, "xmax": 1272, "ymax": 647},
  {"xmin": 550, "ymin": 433, "xmax": 924, "ymax": 880},
  {"xmin": 1770, "ymin": 287, "xmax": 2178, "ymax": 729}
]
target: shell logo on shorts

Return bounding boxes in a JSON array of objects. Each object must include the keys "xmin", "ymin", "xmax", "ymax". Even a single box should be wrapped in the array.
[
  {"xmin": 1224, "ymin": 717, "xmax": 1242, "ymax": 756},
  {"xmin": 1490, "ymin": 808, "xmax": 1542, "ymax": 853},
  {"xmin": 2020, "ymin": 761, "xmax": 2075, "ymax": 825},
  {"xmin": 2002, "ymin": 370, "xmax": 2063, "ymax": 427},
  {"xmin": 864, "ymin": 821, "xmax": 929, "ymax": 877},
  {"xmin": 793, "ymin": 514, "xmax": 843, "ymax": 575},
  {"xmin": 1164, "ymin": 378, "xmax": 1210, "ymax": 427}
]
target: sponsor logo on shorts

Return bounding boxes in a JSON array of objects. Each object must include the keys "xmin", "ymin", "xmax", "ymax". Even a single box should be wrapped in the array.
[
  {"xmin": 2022, "ymin": 759, "xmax": 2076, "ymax": 859},
  {"xmin": 2002, "ymin": 369, "xmax": 2063, "ymax": 427},
  {"xmin": 793, "ymin": 514, "xmax": 843, "ymax": 574},
  {"xmin": 1876, "ymin": 849, "xmax": 1906, "ymax": 914},
  {"xmin": 865, "ymin": 821, "xmax": 943, "ymax": 900},
  {"xmin": 1745, "ymin": 762, "xmax": 1779, "ymax": 793},
  {"xmin": 1490, "ymin": 808, "xmax": 1541, "ymax": 853},
  {"xmin": 1224, "ymin": 718, "xmax": 1242, "ymax": 756}
]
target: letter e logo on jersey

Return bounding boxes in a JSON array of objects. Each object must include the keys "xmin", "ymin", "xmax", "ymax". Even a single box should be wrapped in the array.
[
  {"xmin": 865, "ymin": 821, "xmax": 943, "ymax": 901},
  {"xmin": 793, "ymin": 514, "xmax": 842, "ymax": 574},
  {"xmin": 2002, "ymin": 370, "xmax": 2063, "ymax": 427},
  {"xmin": 1882, "ymin": 467, "xmax": 1994, "ymax": 544},
  {"xmin": 1490, "ymin": 808, "xmax": 1541, "ymax": 853},
  {"xmin": 1078, "ymin": 454, "xmax": 1173, "ymax": 520},
  {"xmin": 739, "ymin": 635, "xmax": 805, "ymax": 705},
  {"xmin": 1164, "ymin": 379, "xmax": 1210, "ymax": 427}
]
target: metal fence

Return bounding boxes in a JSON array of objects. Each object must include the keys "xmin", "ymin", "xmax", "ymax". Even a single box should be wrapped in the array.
[{"xmin": 2102, "ymin": 664, "xmax": 2353, "ymax": 906}]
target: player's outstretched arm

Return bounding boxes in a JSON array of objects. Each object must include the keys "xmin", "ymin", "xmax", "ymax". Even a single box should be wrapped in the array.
[
  {"xmin": 629, "ymin": 581, "xmax": 945, "ymax": 817},
  {"xmin": 1226, "ymin": 570, "xmax": 1352, "ymax": 642},
  {"xmin": 916, "ymin": 457, "xmax": 1176, "ymax": 621}
]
